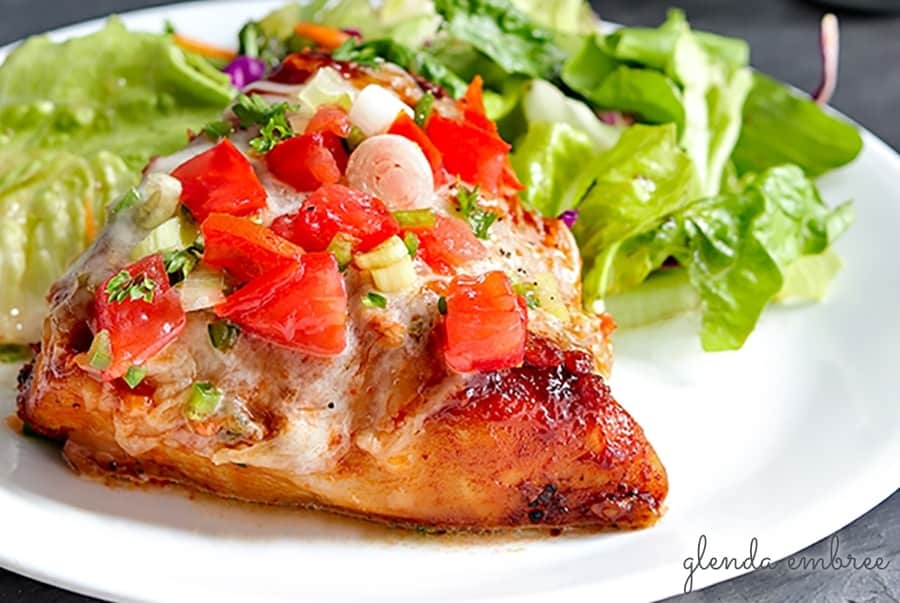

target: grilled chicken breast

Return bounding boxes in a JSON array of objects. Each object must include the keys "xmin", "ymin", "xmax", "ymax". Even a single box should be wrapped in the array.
[{"xmin": 18, "ymin": 52, "xmax": 667, "ymax": 530}]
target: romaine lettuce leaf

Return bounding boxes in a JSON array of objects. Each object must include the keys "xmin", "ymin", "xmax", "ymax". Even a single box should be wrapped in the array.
[
  {"xmin": 731, "ymin": 73, "xmax": 863, "ymax": 177},
  {"xmin": 0, "ymin": 19, "xmax": 232, "ymax": 343}
]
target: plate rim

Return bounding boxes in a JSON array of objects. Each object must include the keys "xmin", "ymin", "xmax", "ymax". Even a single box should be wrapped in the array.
[{"xmin": 1, "ymin": 3, "xmax": 899, "ymax": 603}]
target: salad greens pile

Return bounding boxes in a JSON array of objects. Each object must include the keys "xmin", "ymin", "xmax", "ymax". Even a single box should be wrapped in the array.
[
  {"xmin": 0, "ymin": 0, "xmax": 863, "ymax": 352},
  {"xmin": 253, "ymin": 0, "xmax": 858, "ymax": 351},
  {"xmin": 0, "ymin": 19, "xmax": 234, "ymax": 345}
]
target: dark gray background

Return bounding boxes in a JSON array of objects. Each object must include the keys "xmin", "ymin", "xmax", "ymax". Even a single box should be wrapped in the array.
[{"xmin": 1, "ymin": 1, "xmax": 898, "ymax": 602}]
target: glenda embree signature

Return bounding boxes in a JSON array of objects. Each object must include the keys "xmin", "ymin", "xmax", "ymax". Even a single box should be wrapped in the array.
[{"xmin": 683, "ymin": 534, "xmax": 892, "ymax": 592}]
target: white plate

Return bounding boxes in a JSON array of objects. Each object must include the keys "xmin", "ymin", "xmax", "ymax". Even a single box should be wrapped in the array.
[{"xmin": 1, "ymin": 2, "xmax": 898, "ymax": 602}]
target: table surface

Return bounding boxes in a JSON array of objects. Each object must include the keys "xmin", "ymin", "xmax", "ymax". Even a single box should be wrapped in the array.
[{"xmin": 1, "ymin": 1, "xmax": 898, "ymax": 602}]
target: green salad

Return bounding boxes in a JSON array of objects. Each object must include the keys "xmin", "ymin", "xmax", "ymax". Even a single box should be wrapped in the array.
[{"xmin": 0, "ymin": 0, "xmax": 861, "ymax": 352}]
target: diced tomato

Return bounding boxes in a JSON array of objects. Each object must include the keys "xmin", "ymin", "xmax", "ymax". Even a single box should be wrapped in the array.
[
  {"xmin": 388, "ymin": 112, "xmax": 445, "ymax": 185},
  {"xmin": 93, "ymin": 254, "xmax": 186, "ymax": 379},
  {"xmin": 271, "ymin": 183, "xmax": 399, "ymax": 253},
  {"xmin": 170, "ymin": 139, "xmax": 267, "ymax": 222},
  {"xmin": 443, "ymin": 271, "xmax": 527, "ymax": 373},
  {"xmin": 425, "ymin": 114, "xmax": 510, "ymax": 194},
  {"xmin": 408, "ymin": 214, "xmax": 485, "ymax": 273},
  {"xmin": 215, "ymin": 252, "xmax": 347, "ymax": 356},
  {"xmin": 200, "ymin": 213, "xmax": 303, "ymax": 282},
  {"xmin": 305, "ymin": 105, "xmax": 352, "ymax": 138},
  {"xmin": 266, "ymin": 132, "xmax": 348, "ymax": 192},
  {"xmin": 441, "ymin": 76, "xmax": 524, "ymax": 192},
  {"xmin": 460, "ymin": 75, "xmax": 488, "ymax": 116}
]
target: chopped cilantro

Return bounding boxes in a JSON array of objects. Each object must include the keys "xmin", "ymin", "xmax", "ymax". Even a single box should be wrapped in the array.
[
  {"xmin": 456, "ymin": 184, "xmax": 498, "ymax": 239},
  {"xmin": 163, "ymin": 234, "xmax": 204, "ymax": 285},
  {"xmin": 105, "ymin": 270, "xmax": 156, "ymax": 304},
  {"xmin": 208, "ymin": 320, "xmax": 240, "ymax": 351},
  {"xmin": 231, "ymin": 94, "xmax": 295, "ymax": 153},
  {"xmin": 437, "ymin": 296, "xmax": 448, "ymax": 315},
  {"xmin": 202, "ymin": 119, "xmax": 234, "ymax": 141}
]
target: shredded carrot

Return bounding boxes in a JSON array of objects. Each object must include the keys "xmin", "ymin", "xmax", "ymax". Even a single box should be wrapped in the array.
[
  {"xmin": 173, "ymin": 33, "xmax": 237, "ymax": 61},
  {"xmin": 293, "ymin": 22, "xmax": 351, "ymax": 50}
]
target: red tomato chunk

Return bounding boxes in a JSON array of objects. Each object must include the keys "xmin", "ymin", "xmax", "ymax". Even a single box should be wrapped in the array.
[
  {"xmin": 93, "ymin": 254, "xmax": 186, "ymax": 379},
  {"xmin": 443, "ymin": 271, "xmax": 527, "ymax": 373},
  {"xmin": 170, "ymin": 139, "xmax": 267, "ymax": 222},
  {"xmin": 408, "ymin": 214, "xmax": 485, "ymax": 273},
  {"xmin": 201, "ymin": 213, "xmax": 303, "ymax": 283},
  {"xmin": 271, "ymin": 183, "xmax": 399, "ymax": 253},
  {"xmin": 265, "ymin": 132, "xmax": 348, "ymax": 192},
  {"xmin": 215, "ymin": 252, "xmax": 347, "ymax": 356}
]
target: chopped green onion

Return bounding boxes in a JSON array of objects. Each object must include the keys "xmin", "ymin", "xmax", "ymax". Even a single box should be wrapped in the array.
[
  {"xmin": 130, "ymin": 215, "xmax": 198, "ymax": 261},
  {"xmin": 354, "ymin": 235, "xmax": 409, "ymax": 270},
  {"xmin": 346, "ymin": 125, "xmax": 366, "ymax": 150},
  {"xmin": 327, "ymin": 232, "xmax": 357, "ymax": 270},
  {"xmin": 513, "ymin": 281, "xmax": 541, "ymax": 309},
  {"xmin": 437, "ymin": 296, "xmax": 447, "ymax": 315},
  {"xmin": 123, "ymin": 366, "xmax": 147, "ymax": 389},
  {"xmin": 403, "ymin": 232, "xmax": 419, "ymax": 258},
  {"xmin": 371, "ymin": 259, "xmax": 416, "ymax": 292},
  {"xmin": 534, "ymin": 272, "xmax": 569, "ymax": 321},
  {"xmin": 112, "ymin": 187, "xmax": 142, "ymax": 214},
  {"xmin": 414, "ymin": 91, "xmax": 435, "ymax": 127},
  {"xmin": 87, "ymin": 330, "xmax": 112, "ymax": 371},
  {"xmin": 135, "ymin": 172, "xmax": 183, "ymax": 229},
  {"xmin": 298, "ymin": 67, "xmax": 355, "ymax": 112},
  {"xmin": 185, "ymin": 382, "xmax": 223, "ymax": 422},
  {"xmin": 208, "ymin": 320, "xmax": 240, "ymax": 351},
  {"xmin": 392, "ymin": 209, "xmax": 435, "ymax": 228},
  {"xmin": 363, "ymin": 292, "xmax": 388, "ymax": 309}
]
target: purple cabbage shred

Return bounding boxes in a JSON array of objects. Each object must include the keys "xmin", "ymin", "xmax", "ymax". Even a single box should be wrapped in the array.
[
  {"xmin": 558, "ymin": 209, "xmax": 578, "ymax": 228},
  {"xmin": 224, "ymin": 56, "xmax": 267, "ymax": 89}
]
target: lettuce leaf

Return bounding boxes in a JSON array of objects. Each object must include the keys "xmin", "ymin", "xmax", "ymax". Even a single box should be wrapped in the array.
[
  {"xmin": 602, "ymin": 166, "xmax": 853, "ymax": 350},
  {"xmin": 731, "ymin": 73, "xmax": 863, "ymax": 177},
  {"xmin": 561, "ymin": 10, "xmax": 752, "ymax": 197},
  {"xmin": 516, "ymin": 79, "xmax": 622, "ymax": 148},
  {"xmin": 258, "ymin": 0, "xmax": 438, "ymax": 48},
  {"xmin": 433, "ymin": 0, "xmax": 565, "ymax": 78},
  {"xmin": 569, "ymin": 124, "xmax": 698, "ymax": 300},
  {"xmin": 510, "ymin": 121, "xmax": 594, "ymax": 216},
  {"xmin": 0, "ymin": 19, "xmax": 233, "ymax": 343}
]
